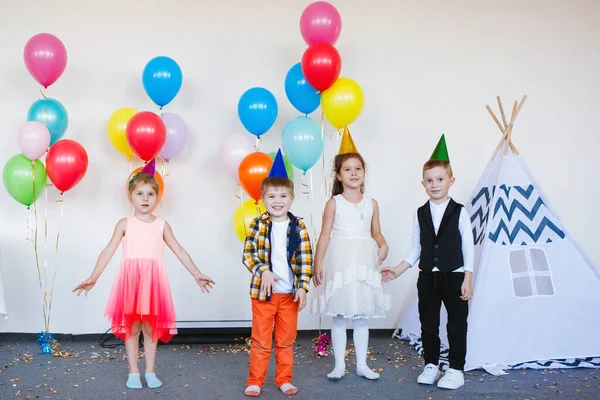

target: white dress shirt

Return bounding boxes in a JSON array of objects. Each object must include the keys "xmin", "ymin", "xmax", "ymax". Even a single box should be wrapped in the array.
[{"xmin": 403, "ymin": 198, "xmax": 474, "ymax": 273}]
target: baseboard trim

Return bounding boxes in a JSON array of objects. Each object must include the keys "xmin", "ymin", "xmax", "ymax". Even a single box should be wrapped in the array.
[{"xmin": 0, "ymin": 328, "xmax": 397, "ymax": 345}]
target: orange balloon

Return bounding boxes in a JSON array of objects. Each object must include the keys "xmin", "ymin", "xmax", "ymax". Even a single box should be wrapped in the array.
[
  {"xmin": 238, "ymin": 152, "xmax": 273, "ymax": 201},
  {"xmin": 126, "ymin": 167, "xmax": 164, "ymax": 204}
]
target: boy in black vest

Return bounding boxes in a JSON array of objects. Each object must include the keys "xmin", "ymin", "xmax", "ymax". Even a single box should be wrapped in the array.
[{"xmin": 382, "ymin": 135, "xmax": 473, "ymax": 390}]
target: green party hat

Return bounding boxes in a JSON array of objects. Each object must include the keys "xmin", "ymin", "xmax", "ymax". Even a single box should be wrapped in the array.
[{"xmin": 430, "ymin": 134, "xmax": 450, "ymax": 162}]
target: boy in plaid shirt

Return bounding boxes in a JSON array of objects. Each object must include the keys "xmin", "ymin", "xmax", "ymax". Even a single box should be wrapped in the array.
[{"xmin": 242, "ymin": 151, "xmax": 313, "ymax": 397}]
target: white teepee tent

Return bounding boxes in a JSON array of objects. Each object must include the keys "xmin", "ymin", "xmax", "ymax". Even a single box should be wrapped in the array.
[{"xmin": 396, "ymin": 96, "xmax": 600, "ymax": 371}]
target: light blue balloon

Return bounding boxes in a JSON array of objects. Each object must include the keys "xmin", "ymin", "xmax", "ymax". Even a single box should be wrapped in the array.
[
  {"xmin": 284, "ymin": 63, "xmax": 320, "ymax": 115},
  {"xmin": 238, "ymin": 87, "xmax": 278, "ymax": 137},
  {"xmin": 143, "ymin": 56, "xmax": 182, "ymax": 108},
  {"xmin": 27, "ymin": 98, "xmax": 68, "ymax": 146},
  {"xmin": 281, "ymin": 116, "xmax": 323, "ymax": 172}
]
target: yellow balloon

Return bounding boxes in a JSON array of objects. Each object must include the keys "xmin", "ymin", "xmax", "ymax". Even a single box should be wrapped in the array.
[
  {"xmin": 232, "ymin": 199, "xmax": 266, "ymax": 241},
  {"xmin": 322, "ymin": 78, "xmax": 364, "ymax": 129},
  {"xmin": 107, "ymin": 107, "xmax": 138, "ymax": 159}
]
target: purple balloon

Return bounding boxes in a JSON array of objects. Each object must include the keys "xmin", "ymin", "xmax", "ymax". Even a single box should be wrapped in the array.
[
  {"xmin": 18, "ymin": 121, "xmax": 50, "ymax": 160},
  {"xmin": 159, "ymin": 112, "xmax": 188, "ymax": 161}
]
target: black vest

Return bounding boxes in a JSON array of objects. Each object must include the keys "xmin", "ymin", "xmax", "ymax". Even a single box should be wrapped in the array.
[{"xmin": 417, "ymin": 199, "xmax": 464, "ymax": 272}]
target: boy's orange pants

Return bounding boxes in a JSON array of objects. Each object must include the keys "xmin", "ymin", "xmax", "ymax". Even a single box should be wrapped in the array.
[{"xmin": 247, "ymin": 294, "xmax": 299, "ymax": 388}]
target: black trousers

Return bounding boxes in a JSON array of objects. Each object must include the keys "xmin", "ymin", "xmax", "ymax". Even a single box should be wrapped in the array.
[{"xmin": 417, "ymin": 271, "xmax": 469, "ymax": 371}]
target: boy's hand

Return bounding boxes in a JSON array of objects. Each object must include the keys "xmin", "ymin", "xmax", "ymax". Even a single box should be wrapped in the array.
[
  {"xmin": 460, "ymin": 273, "xmax": 473, "ymax": 301},
  {"xmin": 381, "ymin": 266, "xmax": 400, "ymax": 282},
  {"xmin": 72, "ymin": 277, "xmax": 97, "ymax": 296},
  {"xmin": 313, "ymin": 264, "xmax": 324, "ymax": 287},
  {"xmin": 381, "ymin": 261, "xmax": 411, "ymax": 282},
  {"xmin": 194, "ymin": 273, "xmax": 215, "ymax": 293},
  {"xmin": 377, "ymin": 244, "xmax": 389, "ymax": 265},
  {"xmin": 294, "ymin": 288, "xmax": 307, "ymax": 311},
  {"xmin": 261, "ymin": 271, "xmax": 279, "ymax": 296}
]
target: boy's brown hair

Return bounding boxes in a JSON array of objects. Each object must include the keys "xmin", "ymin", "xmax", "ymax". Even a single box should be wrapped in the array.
[
  {"xmin": 261, "ymin": 177, "xmax": 294, "ymax": 197},
  {"xmin": 422, "ymin": 160, "xmax": 453, "ymax": 177}
]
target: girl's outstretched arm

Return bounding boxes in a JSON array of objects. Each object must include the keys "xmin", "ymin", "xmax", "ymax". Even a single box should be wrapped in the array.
[
  {"xmin": 371, "ymin": 199, "xmax": 389, "ymax": 265},
  {"xmin": 73, "ymin": 218, "xmax": 126, "ymax": 296},
  {"xmin": 163, "ymin": 221, "xmax": 215, "ymax": 293}
]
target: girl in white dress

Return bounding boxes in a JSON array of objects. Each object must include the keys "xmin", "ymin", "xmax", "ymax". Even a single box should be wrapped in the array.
[{"xmin": 311, "ymin": 152, "xmax": 390, "ymax": 380}]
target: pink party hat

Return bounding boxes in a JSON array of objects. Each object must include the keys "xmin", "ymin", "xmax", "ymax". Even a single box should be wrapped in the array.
[{"xmin": 141, "ymin": 158, "xmax": 156, "ymax": 176}]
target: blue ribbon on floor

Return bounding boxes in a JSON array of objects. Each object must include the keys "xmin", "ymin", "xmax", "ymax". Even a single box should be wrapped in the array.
[{"xmin": 37, "ymin": 331, "xmax": 55, "ymax": 354}]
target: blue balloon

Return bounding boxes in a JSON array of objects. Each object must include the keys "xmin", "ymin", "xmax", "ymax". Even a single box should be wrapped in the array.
[
  {"xmin": 281, "ymin": 116, "xmax": 323, "ymax": 172},
  {"xmin": 238, "ymin": 87, "xmax": 278, "ymax": 137},
  {"xmin": 143, "ymin": 56, "xmax": 182, "ymax": 108},
  {"xmin": 27, "ymin": 98, "xmax": 68, "ymax": 146},
  {"xmin": 284, "ymin": 63, "xmax": 320, "ymax": 115}
]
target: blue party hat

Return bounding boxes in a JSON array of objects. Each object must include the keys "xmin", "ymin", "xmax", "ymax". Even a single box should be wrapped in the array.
[{"xmin": 268, "ymin": 149, "xmax": 288, "ymax": 179}]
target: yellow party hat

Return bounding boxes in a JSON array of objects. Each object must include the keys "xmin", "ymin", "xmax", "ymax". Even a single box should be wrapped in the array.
[{"xmin": 338, "ymin": 127, "xmax": 359, "ymax": 154}]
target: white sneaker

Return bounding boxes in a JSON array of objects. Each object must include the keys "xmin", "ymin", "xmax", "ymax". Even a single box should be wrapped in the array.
[
  {"xmin": 437, "ymin": 368, "xmax": 465, "ymax": 389},
  {"xmin": 417, "ymin": 363, "xmax": 440, "ymax": 384}
]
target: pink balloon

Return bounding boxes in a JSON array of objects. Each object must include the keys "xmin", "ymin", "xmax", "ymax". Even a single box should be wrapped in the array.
[
  {"xmin": 219, "ymin": 134, "xmax": 255, "ymax": 182},
  {"xmin": 159, "ymin": 113, "xmax": 188, "ymax": 161},
  {"xmin": 18, "ymin": 121, "xmax": 51, "ymax": 160},
  {"xmin": 300, "ymin": 1, "xmax": 342, "ymax": 46},
  {"xmin": 24, "ymin": 33, "xmax": 67, "ymax": 88}
]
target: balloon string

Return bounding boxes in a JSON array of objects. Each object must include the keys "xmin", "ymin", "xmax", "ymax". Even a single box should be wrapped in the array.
[
  {"xmin": 30, "ymin": 161, "xmax": 49, "ymax": 333},
  {"xmin": 158, "ymin": 160, "xmax": 167, "ymax": 217},
  {"xmin": 42, "ymin": 183, "xmax": 50, "ymax": 333},
  {"xmin": 26, "ymin": 208, "xmax": 34, "ymax": 244},
  {"xmin": 40, "ymin": 89, "xmax": 48, "ymax": 128},
  {"xmin": 321, "ymin": 105, "xmax": 328, "ymax": 200},
  {"xmin": 255, "ymin": 137, "xmax": 262, "ymax": 152},
  {"xmin": 46, "ymin": 193, "xmax": 65, "ymax": 333},
  {"xmin": 308, "ymin": 170, "xmax": 318, "ymax": 241},
  {"xmin": 301, "ymin": 173, "xmax": 318, "ymax": 242}
]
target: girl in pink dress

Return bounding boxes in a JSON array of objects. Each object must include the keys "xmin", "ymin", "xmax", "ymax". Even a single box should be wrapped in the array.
[{"xmin": 73, "ymin": 166, "xmax": 215, "ymax": 389}]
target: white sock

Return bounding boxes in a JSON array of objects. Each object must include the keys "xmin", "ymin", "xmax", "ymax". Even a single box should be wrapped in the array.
[
  {"xmin": 244, "ymin": 385, "xmax": 261, "ymax": 396},
  {"xmin": 279, "ymin": 383, "xmax": 298, "ymax": 394},
  {"xmin": 353, "ymin": 318, "xmax": 379, "ymax": 380},
  {"xmin": 327, "ymin": 316, "xmax": 347, "ymax": 379}
]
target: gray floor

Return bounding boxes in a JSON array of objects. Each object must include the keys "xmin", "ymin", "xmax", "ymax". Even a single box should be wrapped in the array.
[{"xmin": 0, "ymin": 334, "xmax": 598, "ymax": 400}]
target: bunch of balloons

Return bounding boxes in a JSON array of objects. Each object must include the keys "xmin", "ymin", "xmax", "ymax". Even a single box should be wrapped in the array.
[
  {"xmin": 3, "ymin": 33, "xmax": 88, "ymax": 208},
  {"xmin": 299, "ymin": 2, "xmax": 364, "ymax": 131},
  {"xmin": 218, "ymin": 52, "xmax": 281, "ymax": 240},
  {"xmin": 107, "ymin": 56, "xmax": 188, "ymax": 200},
  {"xmin": 282, "ymin": 1, "xmax": 366, "ymax": 175}
]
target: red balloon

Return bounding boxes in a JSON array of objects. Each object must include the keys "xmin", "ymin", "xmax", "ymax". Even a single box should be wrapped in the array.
[
  {"xmin": 126, "ymin": 112, "xmax": 166, "ymax": 161},
  {"xmin": 238, "ymin": 152, "xmax": 273, "ymax": 201},
  {"xmin": 301, "ymin": 43, "xmax": 341, "ymax": 92},
  {"xmin": 46, "ymin": 139, "xmax": 88, "ymax": 193}
]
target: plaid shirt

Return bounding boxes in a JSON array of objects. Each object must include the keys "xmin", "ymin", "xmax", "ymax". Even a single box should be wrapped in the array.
[{"xmin": 242, "ymin": 212, "xmax": 313, "ymax": 301}]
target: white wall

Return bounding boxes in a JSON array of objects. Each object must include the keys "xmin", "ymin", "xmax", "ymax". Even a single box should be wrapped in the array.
[{"xmin": 0, "ymin": 0, "xmax": 598, "ymax": 334}]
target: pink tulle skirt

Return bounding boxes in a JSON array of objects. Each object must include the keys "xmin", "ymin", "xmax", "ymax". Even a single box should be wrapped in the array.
[{"xmin": 105, "ymin": 258, "xmax": 177, "ymax": 343}]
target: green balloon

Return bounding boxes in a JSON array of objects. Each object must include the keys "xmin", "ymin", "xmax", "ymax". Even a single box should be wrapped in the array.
[
  {"xmin": 268, "ymin": 152, "xmax": 295, "ymax": 180},
  {"xmin": 3, "ymin": 154, "xmax": 47, "ymax": 207}
]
